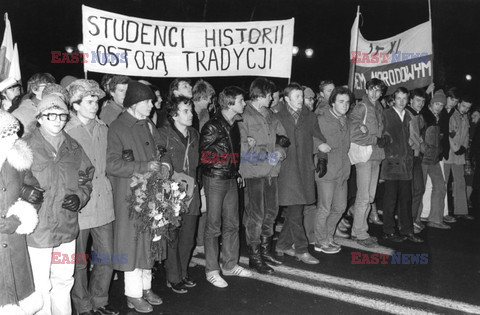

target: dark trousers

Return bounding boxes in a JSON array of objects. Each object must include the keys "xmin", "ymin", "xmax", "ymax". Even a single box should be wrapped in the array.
[
  {"xmin": 165, "ymin": 214, "xmax": 198, "ymax": 283},
  {"xmin": 72, "ymin": 222, "xmax": 114, "ymax": 314},
  {"xmin": 244, "ymin": 177, "xmax": 279, "ymax": 246},
  {"xmin": 203, "ymin": 175, "xmax": 239, "ymax": 273},
  {"xmin": 411, "ymin": 156, "xmax": 426, "ymax": 223},
  {"xmin": 276, "ymin": 205, "xmax": 308, "ymax": 254},
  {"xmin": 383, "ymin": 180, "xmax": 414, "ymax": 235}
]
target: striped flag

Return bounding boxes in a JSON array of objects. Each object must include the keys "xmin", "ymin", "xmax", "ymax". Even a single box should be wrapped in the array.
[{"xmin": 0, "ymin": 13, "xmax": 21, "ymax": 91}]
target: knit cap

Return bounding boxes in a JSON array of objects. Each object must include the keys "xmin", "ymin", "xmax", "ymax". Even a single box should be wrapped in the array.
[
  {"xmin": 123, "ymin": 81, "xmax": 155, "ymax": 108},
  {"xmin": 0, "ymin": 109, "xmax": 20, "ymax": 138},
  {"xmin": 66, "ymin": 79, "xmax": 106, "ymax": 105},
  {"xmin": 36, "ymin": 95, "xmax": 69, "ymax": 116},
  {"xmin": 42, "ymin": 83, "xmax": 70, "ymax": 104},
  {"xmin": 432, "ymin": 89, "xmax": 447, "ymax": 105}
]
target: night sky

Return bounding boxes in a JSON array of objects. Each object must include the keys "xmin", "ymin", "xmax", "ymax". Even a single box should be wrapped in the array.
[{"xmin": 2, "ymin": 0, "xmax": 479, "ymax": 100}]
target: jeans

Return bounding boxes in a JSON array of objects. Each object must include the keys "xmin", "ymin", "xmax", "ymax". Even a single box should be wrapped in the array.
[
  {"xmin": 444, "ymin": 163, "xmax": 468, "ymax": 215},
  {"xmin": 276, "ymin": 205, "xmax": 308, "ymax": 254},
  {"xmin": 315, "ymin": 180, "xmax": 347, "ymax": 246},
  {"xmin": 411, "ymin": 157, "xmax": 426, "ymax": 223},
  {"xmin": 244, "ymin": 177, "xmax": 279, "ymax": 246},
  {"xmin": 383, "ymin": 180, "xmax": 414, "ymax": 235},
  {"xmin": 72, "ymin": 222, "xmax": 114, "ymax": 313},
  {"xmin": 124, "ymin": 269, "xmax": 152, "ymax": 298},
  {"xmin": 203, "ymin": 175, "xmax": 239, "ymax": 273},
  {"xmin": 196, "ymin": 188, "xmax": 207, "ymax": 247},
  {"xmin": 165, "ymin": 214, "xmax": 198, "ymax": 283},
  {"xmin": 352, "ymin": 160, "xmax": 381, "ymax": 240},
  {"xmin": 422, "ymin": 163, "xmax": 446, "ymax": 223},
  {"xmin": 28, "ymin": 240, "xmax": 76, "ymax": 315}
]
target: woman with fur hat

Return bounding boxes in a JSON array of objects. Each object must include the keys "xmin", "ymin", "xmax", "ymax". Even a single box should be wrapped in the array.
[
  {"xmin": 106, "ymin": 81, "xmax": 171, "ymax": 313},
  {"xmin": 24, "ymin": 95, "xmax": 93, "ymax": 315},
  {"xmin": 0, "ymin": 110, "xmax": 43, "ymax": 315}
]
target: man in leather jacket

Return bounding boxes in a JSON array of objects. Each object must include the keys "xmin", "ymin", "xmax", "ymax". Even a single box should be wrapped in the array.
[{"xmin": 199, "ymin": 86, "xmax": 252, "ymax": 288}]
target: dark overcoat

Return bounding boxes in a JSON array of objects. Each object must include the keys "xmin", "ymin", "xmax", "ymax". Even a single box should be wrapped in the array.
[
  {"xmin": 381, "ymin": 107, "xmax": 413, "ymax": 181},
  {"xmin": 274, "ymin": 102, "xmax": 326, "ymax": 206},
  {"xmin": 106, "ymin": 111, "xmax": 168, "ymax": 271}
]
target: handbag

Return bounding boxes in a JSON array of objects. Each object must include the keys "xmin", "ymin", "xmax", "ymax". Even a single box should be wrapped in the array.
[{"xmin": 348, "ymin": 103, "xmax": 373, "ymax": 164}]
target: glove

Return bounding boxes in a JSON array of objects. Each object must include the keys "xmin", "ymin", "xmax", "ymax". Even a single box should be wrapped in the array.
[
  {"xmin": 19, "ymin": 185, "xmax": 45, "ymax": 204},
  {"xmin": 449, "ymin": 130, "xmax": 456, "ymax": 138},
  {"xmin": 276, "ymin": 135, "xmax": 291, "ymax": 148},
  {"xmin": 62, "ymin": 194, "xmax": 81, "ymax": 212},
  {"xmin": 122, "ymin": 149, "xmax": 135, "ymax": 162},
  {"xmin": 78, "ymin": 166, "xmax": 95, "ymax": 186},
  {"xmin": 377, "ymin": 135, "xmax": 391, "ymax": 149},
  {"xmin": 455, "ymin": 146, "xmax": 467, "ymax": 156},
  {"xmin": 315, "ymin": 157, "xmax": 328, "ymax": 178},
  {"xmin": 0, "ymin": 215, "xmax": 21, "ymax": 234}
]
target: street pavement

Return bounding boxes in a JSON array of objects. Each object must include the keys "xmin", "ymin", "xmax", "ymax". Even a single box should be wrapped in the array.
[{"xmin": 107, "ymin": 213, "xmax": 480, "ymax": 315}]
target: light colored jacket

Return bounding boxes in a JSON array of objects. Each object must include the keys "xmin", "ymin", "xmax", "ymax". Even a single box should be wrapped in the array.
[
  {"xmin": 349, "ymin": 95, "xmax": 385, "ymax": 161},
  {"xmin": 239, "ymin": 103, "xmax": 287, "ymax": 179},
  {"xmin": 445, "ymin": 109, "xmax": 470, "ymax": 165},
  {"xmin": 65, "ymin": 115, "xmax": 115, "ymax": 230}
]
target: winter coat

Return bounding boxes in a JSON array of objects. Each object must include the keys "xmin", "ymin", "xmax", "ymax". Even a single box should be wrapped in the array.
[
  {"xmin": 12, "ymin": 98, "xmax": 38, "ymax": 136},
  {"xmin": 381, "ymin": 107, "xmax": 413, "ymax": 181},
  {"xmin": 349, "ymin": 95, "xmax": 385, "ymax": 161},
  {"xmin": 0, "ymin": 140, "xmax": 43, "ymax": 315},
  {"xmin": 421, "ymin": 109, "xmax": 443, "ymax": 165},
  {"xmin": 445, "ymin": 109, "xmax": 470, "ymax": 165},
  {"xmin": 25, "ymin": 128, "xmax": 93, "ymax": 248},
  {"xmin": 274, "ymin": 102, "xmax": 326, "ymax": 206},
  {"xmin": 157, "ymin": 125, "xmax": 200, "ymax": 215},
  {"xmin": 99, "ymin": 99, "xmax": 123, "ymax": 126},
  {"xmin": 199, "ymin": 112, "xmax": 241, "ymax": 179},
  {"xmin": 106, "ymin": 111, "xmax": 169, "ymax": 271},
  {"xmin": 238, "ymin": 104, "xmax": 287, "ymax": 179},
  {"xmin": 406, "ymin": 106, "xmax": 425, "ymax": 157},
  {"xmin": 65, "ymin": 115, "xmax": 115, "ymax": 230},
  {"xmin": 317, "ymin": 109, "xmax": 351, "ymax": 182}
]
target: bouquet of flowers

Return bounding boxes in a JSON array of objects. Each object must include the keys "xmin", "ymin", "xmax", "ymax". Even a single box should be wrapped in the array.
[{"xmin": 127, "ymin": 147, "xmax": 190, "ymax": 259}]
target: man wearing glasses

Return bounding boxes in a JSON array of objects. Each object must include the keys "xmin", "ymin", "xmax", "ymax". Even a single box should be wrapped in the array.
[{"xmin": 25, "ymin": 95, "xmax": 93, "ymax": 315}]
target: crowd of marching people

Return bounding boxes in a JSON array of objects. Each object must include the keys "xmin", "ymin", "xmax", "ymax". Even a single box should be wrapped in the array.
[{"xmin": 0, "ymin": 72, "xmax": 479, "ymax": 315}]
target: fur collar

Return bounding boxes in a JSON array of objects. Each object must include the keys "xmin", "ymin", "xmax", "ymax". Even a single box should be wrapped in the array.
[{"xmin": 6, "ymin": 139, "xmax": 33, "ymax": 171}]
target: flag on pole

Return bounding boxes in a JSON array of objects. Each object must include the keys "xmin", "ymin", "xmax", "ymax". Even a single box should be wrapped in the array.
[
  {"xmin": 348, "ymin": 12, "xmax": 433, "ymax": 98},
  {"xmin": 0, "ymin": 13, "xmax": 21, "ymax": 92}
]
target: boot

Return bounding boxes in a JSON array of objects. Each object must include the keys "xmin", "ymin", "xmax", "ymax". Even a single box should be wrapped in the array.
[
  {"xmin": 368, "ymin": 203, "xmax": 383, "ymax": 225},
  {"xmin": 260, "ymin": 236, "xmax": 283, "ymax": 266},
  {"xmin": 249, "ymin": 245, "xmax": 274, "ymax": 274}
]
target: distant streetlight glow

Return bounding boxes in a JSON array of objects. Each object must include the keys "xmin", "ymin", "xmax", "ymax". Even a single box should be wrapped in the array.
[
  {"xmin": 65, "ymin": 46, "xmax": 74, "ymax": 54},
  {"xmin": 77, "ymin": 43, "xmax": 84, "ymax": 52},
  {"xmin": 305, "ymin": 48, "xmax": 314, "ymax": 58},
  {"xmin": 292, "ymin": 46, "xmax": 299, "ymax": 56},
  {"xmin": 466, "ymin": 74, "xmax": 472, "ymax": 81}
]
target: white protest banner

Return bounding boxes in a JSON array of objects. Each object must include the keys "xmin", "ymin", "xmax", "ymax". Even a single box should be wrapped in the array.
[
  {"xmin": 348, "ymin": 15, "xmax": 433, "ymax": 97},
  {"xmin": 82, "ymin": 5, "xmax": 294, "ymax": 78}
]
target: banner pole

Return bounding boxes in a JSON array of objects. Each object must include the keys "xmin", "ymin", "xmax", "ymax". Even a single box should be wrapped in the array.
[
  {"xmin": 348, "ymin": 6, "xmax": 360, "ymax": 92},
  {"xmin": 84, "ymin": 71, "xmax": 88, "ymax": 79},
  {"xmin": 428, "ymin": 0, "xmax": 434, "ymax": 96}
]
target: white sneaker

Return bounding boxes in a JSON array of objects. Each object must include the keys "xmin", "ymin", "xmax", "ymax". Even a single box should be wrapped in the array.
[
  {"xmin": 221, "ymin": 265, "xmax": 252, "ymax": 277},
  {"xmin": 206, "ymin": 271, "xmax": 228, "ymax": 288}
]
